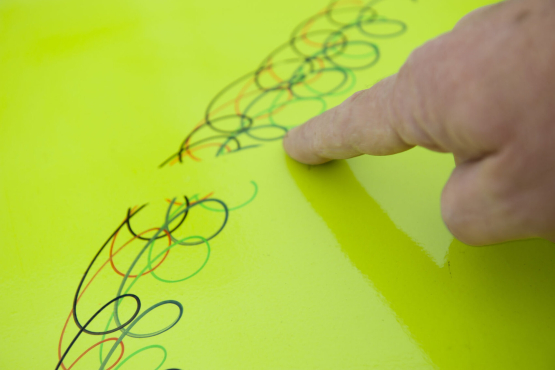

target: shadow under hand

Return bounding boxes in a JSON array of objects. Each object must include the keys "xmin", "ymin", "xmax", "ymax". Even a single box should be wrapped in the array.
[{"xmin": 286, "ymin": 156, "xmax": 555, "ymax": 370}]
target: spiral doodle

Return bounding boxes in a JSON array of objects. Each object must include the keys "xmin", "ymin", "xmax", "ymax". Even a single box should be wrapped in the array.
[
  {"xmin": 160, "ymin": 0, "xmax": 407, "ymax": 167},
  {"xmin": 55, "ymin": 184, "xmax": 257, "ymax": 369},
  {"xmin": 55, "ymin": 0, "xmax": 410, "ymax": 368}
]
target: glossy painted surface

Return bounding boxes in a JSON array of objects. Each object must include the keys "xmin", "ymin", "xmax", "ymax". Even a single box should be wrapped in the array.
[{"xmin": 2, "ymin": 0, "xmax": 554, "ymax": 369}]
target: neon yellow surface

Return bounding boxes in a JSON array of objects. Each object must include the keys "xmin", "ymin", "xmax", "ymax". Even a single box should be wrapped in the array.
[{"xmin": 2, "ymin": 0, "xmax": 554, "ymax": 369}]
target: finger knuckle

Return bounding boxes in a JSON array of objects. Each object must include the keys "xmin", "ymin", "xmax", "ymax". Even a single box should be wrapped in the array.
[{"xmin": 391, "ymin": 47, "xmax": 438, "ymax": 146}]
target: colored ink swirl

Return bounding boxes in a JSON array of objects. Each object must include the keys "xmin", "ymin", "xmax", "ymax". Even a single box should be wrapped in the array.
[
  {"xmin": 55, "ymin": 0, "xmax": 409, "ymax": 368},
  {"xmin": 55, "ymin": 184, "xmax": 257, "ymax": 369},
  {"xmin": 160, "ymin": 0, "xmax": 407, "ymax": 167}
]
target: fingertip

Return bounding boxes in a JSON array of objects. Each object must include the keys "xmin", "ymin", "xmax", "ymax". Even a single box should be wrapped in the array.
[
  {"xmin": 282, "ymin": 125, "xmax": 330, "ymax": 165},
  {"xmin": 282, "ymin": 126, "xmax": 300, "ymax": 159}
]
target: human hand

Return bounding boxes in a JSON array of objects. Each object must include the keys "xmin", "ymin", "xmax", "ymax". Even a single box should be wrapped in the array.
[{"xmin": 283, "ymin": 0, "xmax": 555, "ymax": 246}]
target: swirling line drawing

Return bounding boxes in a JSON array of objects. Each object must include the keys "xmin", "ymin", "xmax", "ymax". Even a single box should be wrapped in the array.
[
  {"xmin": 55, "ymin": 183, "xmax": 258, "ymax": 369},
  {"xmin": 160, "ymin": 0, "xmax": 408, "ymax": 167},
  {"xmin": 55, "ymin": 0, "xmax": 411, "ymax": 368}
]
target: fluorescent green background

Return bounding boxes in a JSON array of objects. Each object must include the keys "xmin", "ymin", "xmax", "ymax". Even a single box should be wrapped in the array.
[{"xmin": 2, "ymin": 0, "xmax": 555, "ymax": 369}]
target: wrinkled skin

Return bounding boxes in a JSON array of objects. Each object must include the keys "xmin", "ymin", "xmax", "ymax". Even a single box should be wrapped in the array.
[{"xmin": 283, "ymin": 0, "xmax": 555, "ymax": 246}]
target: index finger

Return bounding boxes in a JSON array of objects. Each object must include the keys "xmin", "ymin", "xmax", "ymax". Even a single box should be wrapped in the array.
[{"xmin": 282, "ymin": 73, "xmax": 416, "ymax": 165}]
